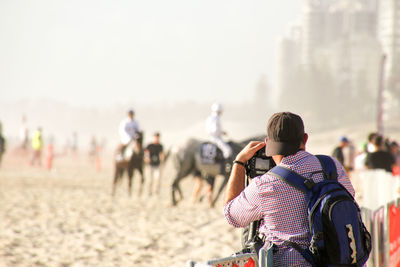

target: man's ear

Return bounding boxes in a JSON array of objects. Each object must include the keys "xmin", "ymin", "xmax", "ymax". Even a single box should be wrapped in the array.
[{"xmin": 303, "ymin": 133, "xmax": 308, "ymax": 145}]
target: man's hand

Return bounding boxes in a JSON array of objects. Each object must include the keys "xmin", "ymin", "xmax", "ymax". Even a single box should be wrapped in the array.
[
  {"xmin": 235, "ymin": 141, "xmax": 266, "ymax": 163},
  {"xmin": 223, "ymin": 141, "xmax": 265, "ymax": 206}
]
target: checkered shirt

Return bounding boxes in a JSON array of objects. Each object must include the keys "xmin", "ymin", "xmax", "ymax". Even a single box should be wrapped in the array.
[{"xmin": 223, "ymin": 150, "xmax": 355, "ymax": 266}]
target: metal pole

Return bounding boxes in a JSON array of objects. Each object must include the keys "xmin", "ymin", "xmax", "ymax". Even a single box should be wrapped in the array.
[{"xmin": 377, "ymin": 55, "xmax": 386, "ymax": 136}]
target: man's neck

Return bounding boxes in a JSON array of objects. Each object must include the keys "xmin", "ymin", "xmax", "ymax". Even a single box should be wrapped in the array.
[
  {"xmin": 272, "ymin": 149, "xmax": 305, "ymax": 165},
  {"xmin": 272, "ymin": 155, "xmax": 284, "ymax": 165}
]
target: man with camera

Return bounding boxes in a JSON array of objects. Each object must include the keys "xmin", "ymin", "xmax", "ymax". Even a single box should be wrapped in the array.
[{"xmin": 223, "ymin": 112, "xmax": 356, "ymax": 266}]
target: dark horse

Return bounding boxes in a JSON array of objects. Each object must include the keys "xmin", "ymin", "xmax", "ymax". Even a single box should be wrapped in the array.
[
  {"xmin": 112, "ymin": 132, "xmax": 145, "ymax": 197},
  {"xmin": 170, "ymin": 136, "xmax": 264, "ymax": 207}
]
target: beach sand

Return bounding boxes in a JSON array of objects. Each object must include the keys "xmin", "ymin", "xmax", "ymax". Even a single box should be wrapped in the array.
[{"xmin": 0, "ymin": 151, "xmax": 242, "ymax": 267}]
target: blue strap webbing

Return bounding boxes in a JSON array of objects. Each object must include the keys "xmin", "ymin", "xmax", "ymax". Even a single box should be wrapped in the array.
[
  {"xmin": 268, "ymin": 155, "xmax": 338, "ymax": 190},
  {"xmin": 315, "ymin": 154, "xmax": 338, "ymax": 180},
  {"xmin": 285, "ymin": 241, "xmax": 317, "ymax": 267},
  {"xmin": 268, "ymin": 166, "xmax": 309, "ymax": 193}
]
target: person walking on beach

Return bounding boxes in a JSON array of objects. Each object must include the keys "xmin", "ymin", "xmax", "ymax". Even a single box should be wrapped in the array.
[
  {"xmin": 0, "ymin": 122, "xmax": 6, "ymax": 167},
  {"xmin": 19, "ymin": 115, "xmax": 29, "ymax": 150},
  {"xmin": 145, "ymin": 132, "xmax": 164, "ymax": 196},
  {"xmin": 331, "ymin": 136, "xmax": 349, "ymax": 165},
  {"xmin": 30, "ymin": 127, "xmax": 43, "ymax": 166},
  {"xmin": 70, "ymin": 132, "xmax": 78, "ymax": 154},
  {"xmin": 223, "ymin": 112, "xmax": 355, "ymax": 266},
  {"xmin": 331, "ymin": 136, "xmax": 353, "ymax": 172}
]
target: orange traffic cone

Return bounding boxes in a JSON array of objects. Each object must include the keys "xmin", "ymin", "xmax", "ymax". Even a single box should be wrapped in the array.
[{"xmin": 46, "ymin": 144, "xmax": 53, "ymax": 171}]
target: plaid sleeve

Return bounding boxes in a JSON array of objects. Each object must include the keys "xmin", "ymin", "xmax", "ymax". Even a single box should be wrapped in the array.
[{"xmin": 223, "ymin": 178, "xmax": 264, "ymax": 228}]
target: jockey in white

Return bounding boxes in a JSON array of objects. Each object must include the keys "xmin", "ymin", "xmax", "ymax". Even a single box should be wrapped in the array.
[
  {"xmin": 117, "ymin": 109, "xmax": 140, "ymax": 161},
  {"xmin": 119, "ymin": 109, "xmax": 140, "ymax": 145},
  {"xmin": 205, "ymin": 103, "xmax": 232, "ymax": 159}
]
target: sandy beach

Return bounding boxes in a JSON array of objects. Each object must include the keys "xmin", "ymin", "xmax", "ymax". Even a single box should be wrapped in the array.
[{"xmin": 0, "ymin": 151, "xmax": 241, "ymax": 267}]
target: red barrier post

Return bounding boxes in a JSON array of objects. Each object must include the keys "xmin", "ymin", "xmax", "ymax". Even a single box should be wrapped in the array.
[{"xmin": 389, "ymin": 201, "xmax": 400, "ymax": 267}]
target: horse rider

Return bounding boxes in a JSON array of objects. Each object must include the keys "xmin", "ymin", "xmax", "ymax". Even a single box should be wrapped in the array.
[
  {"xmin": 117, "ymin": 109, "xmax": 140, "ymax": 161},
  {"xmin": 206, "ymin": 102, "xmax": 232, "ymax": 161}
]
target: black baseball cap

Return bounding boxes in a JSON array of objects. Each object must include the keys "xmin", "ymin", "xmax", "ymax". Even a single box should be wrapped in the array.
[{"xmin": 265, "ymin": 112, "xmax": 305, "ymax": 156}]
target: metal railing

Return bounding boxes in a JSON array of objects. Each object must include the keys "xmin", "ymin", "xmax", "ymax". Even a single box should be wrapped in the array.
[{"xmin": 353, "ymin": 170, "xmax": 400, "ymax": 267}]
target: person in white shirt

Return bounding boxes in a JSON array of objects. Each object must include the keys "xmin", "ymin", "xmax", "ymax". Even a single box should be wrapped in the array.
[
  {"xmin": 205, "ymin": 103, "xmax": 232, "ymax": 159},
  {"xmin": 117, "ymin": 109, "xmax": 140, "ymax": 160},
  {"xmin": 119, "ymin": 109, "xmax": 140, "ymax": 145}
]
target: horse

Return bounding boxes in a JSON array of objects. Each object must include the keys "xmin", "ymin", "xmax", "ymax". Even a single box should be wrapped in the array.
[
  {"xmin": 111, "ymin": 132, "xmax": 145, "ymax": 197},
  {"xmin": 170, "ymin": 135, "xmax": 265, "ymax": 207}
]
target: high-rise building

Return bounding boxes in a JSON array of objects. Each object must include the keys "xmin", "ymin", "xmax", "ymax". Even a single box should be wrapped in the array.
[
  {"xmin": 326, "ymin": 0, "xmax": 377, "ymax": 39},
  {"xmin": 378, "ymin": 0, "xmax": 400, "ymax": 76},
  {"xmin": 301, "ymin": 0, "xmax": 326, "ymax": 67},
  {"xmin": 275, "ymin": 26, "xmax": 302, "ymax": 108},
  {"xmin": 276, "ymin": 0, "xmax": 383, "ymax": 122},
  {"xmin": 301, "ymin": 0, "xmax": 378, "ymax": 67},
  {"xmin": 377, "ymin": 0, "xmax": 400, "ymax": 106},
  {"xmin": 322, "ymin": 0, "xmax": 380, "ymax": 99}
]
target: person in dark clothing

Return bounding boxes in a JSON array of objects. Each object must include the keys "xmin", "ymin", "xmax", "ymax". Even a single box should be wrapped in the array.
[
  {"xmin": 365, "ymin": 135, "xmax": 395, "ymax": 173},
  {"xmin": 145, "ymin": 132, "xmax": 164, "ymax": 196},
  {"xmin": 332, "ymin": 136, "xmax": 349, "ymax": 166},
  {"xmin": 0, "ymin": 122, "xmax": 5, "ymax": 167}
]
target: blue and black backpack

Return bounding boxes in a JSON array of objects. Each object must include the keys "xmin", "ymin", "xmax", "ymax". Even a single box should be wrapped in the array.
[{"xmin": 269, "ymin": 155, "xmax": 371, "ymax": 267}]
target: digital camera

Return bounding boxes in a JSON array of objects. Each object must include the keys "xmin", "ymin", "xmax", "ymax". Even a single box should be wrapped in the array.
[{"xmin": 245, "ymin": 147, "xmax": 275, "ymax": 179}]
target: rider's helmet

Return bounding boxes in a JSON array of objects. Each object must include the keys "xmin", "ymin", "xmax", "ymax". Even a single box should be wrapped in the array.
[
  {"xmin": 128, "ymin": 109, "xmax": 135, "ymax": 119},
  {"xmin": 211, "ymin": 102, "xmax": 223, "ymax": 113}
]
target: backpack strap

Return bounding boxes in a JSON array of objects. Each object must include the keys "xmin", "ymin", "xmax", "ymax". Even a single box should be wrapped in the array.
[
  {"xmin": 267, "ymin": 156, "xmax": 339, "ymax": 267},
  {"xmin": 315, "ymin": 155, "xmax": 338, "ymax": 180},
  {"xmin": 267, "ymin": 166, "xmax": 317, "ymax": 266},
  {"xmin": 268, "ymin": 166, "xmax": 314, "ymax": 192},
  {"xmin": 284, "ymin": 241, "xmax": 317, "ymax": 267},
  {"xmin": 268, "ymin": 155, "xmax": 339, "ymax": 189}
]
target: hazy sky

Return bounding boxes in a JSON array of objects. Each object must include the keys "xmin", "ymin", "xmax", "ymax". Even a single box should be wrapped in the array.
[{"xmin": 0, "ymin": 0, "xmax": 301, "ymax": 107}]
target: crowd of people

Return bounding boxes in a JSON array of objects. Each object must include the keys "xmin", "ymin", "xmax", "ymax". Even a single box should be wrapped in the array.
[
  {"xmin": 331, "ymin": 132, "xmax": 400, "ymax": 176},
  {"xmin": 0, "ymin": 116, "xmax": 105, "ymax": 171}
]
